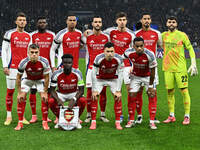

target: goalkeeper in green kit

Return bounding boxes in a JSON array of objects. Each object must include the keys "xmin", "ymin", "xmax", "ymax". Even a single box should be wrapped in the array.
[{"xmin": 162, "ymin": 16, "xmax": 198, "ymax": 125}]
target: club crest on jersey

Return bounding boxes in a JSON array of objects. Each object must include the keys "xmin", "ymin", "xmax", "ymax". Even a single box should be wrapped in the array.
[
  {"xmin": 102, "ymin": 39, "xmax": 106, "ymax": 42},
  {"xmin": 47, "ymin": 37, "xmax": 51, "ymax": 40},
  {"xmin": 150, "ymin": 35, "xmax": 155, "ymax": 38},
  {"xmin": 38, "ymin": 68, "xmax": 43, "ymax": 71},
  {"xmin": 123, "ymin": 37, "xmax": 128, "ymax": 40},
  {"xmin": 25, "ymin": 37, "xmax": 29, "ymax": 40},
  {"xmin": 64, "ymin": 110, "xmax": 74, "ymax": 122},
  {"xmin": 77, "ymin": 37, "xmax": 80, "ymax": 39}
]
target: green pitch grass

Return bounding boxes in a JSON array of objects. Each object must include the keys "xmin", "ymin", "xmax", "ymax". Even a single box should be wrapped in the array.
[{"xmin": 0, "ymin": 59, "xmax": 200, "ymax": 150}]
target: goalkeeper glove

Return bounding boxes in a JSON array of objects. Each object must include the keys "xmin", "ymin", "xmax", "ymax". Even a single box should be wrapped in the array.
[{"xmin": 188, "ymin": 58, "xmax": 198, "ymax": 76}]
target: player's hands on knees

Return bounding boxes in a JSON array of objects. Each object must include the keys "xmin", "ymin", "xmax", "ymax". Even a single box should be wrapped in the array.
[
  {"xmin": 147, "ymin": 88, "xmax": 155, "ymax": 98},
  {"xmin": 114, "ymin": 91, "xmax": 122, "ymax": 101},
  {"xmin": 92, "ymin": 91, "xmax": 99, "ymax": 100},
  {"xmin": 52, "ymin": 67, "xmax": 57, "ymax": 73},
  {"xmin": 41, "ymin": 92, "xmax": 48, "ymax": 103},
  {"xmin": 17, "ymin": 92, "xmax": 25, "ymax": 103},
  {"xmin": 3, "ymin": 67, "xmax": 10, "ymax": 75},
  {"xmin": 68, "ymin": 99, "xmax": 75, "ymax": 110}
]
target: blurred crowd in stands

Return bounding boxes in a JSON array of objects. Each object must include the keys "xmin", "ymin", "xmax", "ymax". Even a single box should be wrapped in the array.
[{"xmin": 0, "ymin": 0, "xmax": 199, "ymax": 48}]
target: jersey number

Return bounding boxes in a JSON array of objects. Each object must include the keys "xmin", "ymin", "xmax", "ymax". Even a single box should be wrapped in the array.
[{"xmin": 181, "ymin": 75, "xmax": 187, "ymax": 82}]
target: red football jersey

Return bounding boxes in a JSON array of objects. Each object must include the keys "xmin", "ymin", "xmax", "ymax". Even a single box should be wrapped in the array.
[
  {"xmin": 31, "ymin": 30, "xmax": 55, "ymax": 67},
  {"xmin": 54, "ymin": 28, "xmax": 82, "ymax": 69},
  {"xmin": 83, "ymin": 32, "xmax": 109, "ymax": 69},
  {"xmin": 51, "ymin": 68, "xmax": 84, "ymax": 94},
  {"xmin": 3, "ymin": 29, "xmax": 31, "ymax": 69},
  {"xmin": 135, "ymin": 28, "xmax": 162, "ymax": 55},
  {"xmin": 124, "ymin": 48, "xmax": 157, "ymax": 77},
  {"xmin": 18, "ymin": 56, "xmax": 50, "ymax": 80},
  {"xmin": 93, "ymin": 53, "xmax": 124, "ymax": 79},
  {"xmin": 104, "ymin": 27, "xmax": 135, "ymax": 66}
]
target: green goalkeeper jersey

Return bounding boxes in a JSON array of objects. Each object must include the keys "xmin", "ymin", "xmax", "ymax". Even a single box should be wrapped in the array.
[{"xmin": 162, "ymin": 29, "xmax": 195, "ymax": 72}]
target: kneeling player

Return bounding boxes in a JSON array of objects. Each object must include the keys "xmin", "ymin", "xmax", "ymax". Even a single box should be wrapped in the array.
[
  {"xmin": 15, "ymin": 44, "xmax": 50, "ymax": 130},
  {"xmin": 48, "ymin": 54, "xmax": 86, "ymax": 129},
  {"xmin": 90, "ymin": 42, "xmax": 124, "ymax": 130},
  {"xmin": 124, "ymin": 37, "xmax": 158, "ymax": 129}
]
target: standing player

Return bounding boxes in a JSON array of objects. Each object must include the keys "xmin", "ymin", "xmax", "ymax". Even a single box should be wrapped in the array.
[
  {"xmin": 50, "ymin": 14, "xmax": 83, "ymax": 71},
  {"xmin": 15, "ymin": 44, "xmax": 50, "ymax": 130},
  {"xmin": 134, "ymin": 12, "xmax": 162, "ymax": 124},
  {"xmin": 48, "ymin": 54, "xmax": 86, "ymax": 129},
  {"xmin": 124, "ymin": 37, "xmax": 158, "ymax": 129},
  {"xmin": 90, "ymin": 42, "xmax": 124, "ymax": 130},
  {"xmin": 162, "ymin": 16, "xmax": 198, "ymax": 125},
  {"xmin": 29, "ymin": 16, "xmax": 55, "ymax": 123},
  {"xmin": 2, "ymin": 12, "xmax": 31, "ymax": 125},
  {"xmin": 103, "ymin": 12, "xmax": 136, "ymax": 122},
  {"xmin": 82, "ymin": 16, "xmax": 110, "ymax": 123}
]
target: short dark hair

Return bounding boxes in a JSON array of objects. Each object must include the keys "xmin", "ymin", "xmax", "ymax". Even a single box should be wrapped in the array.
[
  {"xmin": 167, "ymin": 16, "xmax": 178, "ymax": 22},
  {"xmin": 133, "ymin": 37, "xmax": 144, "ymax": 44},
  {"xmin": 141, "ymin": 12, "xmax": 151, "ymax": 19},
  {"xmin": 66, "ymin": 14, "xmax": 76, "ymax": 20},
  {"xmin": 29, "ymin": 44, "xmax": 40, "ymax": 50},
  {"xmin": 93, "ymin": 15, "xmax": 101, "ymax": 21},
  {"xmin": 16, "ymin": 12, "xmax": 26, "ymax": 19},
  {"xmin": 116, "ymin": 12, "xmax": 127, "ymax": 20},
  {"xmin": 104, "ymin": 42, "xmax": 114, "ymax": 49},
  {"xmin": 37, "ymin": 16, "xmax": 47, "ymax": 22},
  {"xmin": 61, "ymin": 54, "xmax": 73, "ymax": 60}
]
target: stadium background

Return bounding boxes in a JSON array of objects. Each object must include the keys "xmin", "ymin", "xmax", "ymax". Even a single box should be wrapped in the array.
[{"xmin": 0, "ymin": 0, "xmax": 200, "ymax": 150}]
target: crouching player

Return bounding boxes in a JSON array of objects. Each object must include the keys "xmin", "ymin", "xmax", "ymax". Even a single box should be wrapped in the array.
[
  {"xmin": 124, "ymin": 37, "xmax": 158, "ymax": 129},
  {"xmin": 15, "ymin": 44, "xmax": 50, "ymax": 130},
  {"xmin": 48, "ymin": 54, "xmax": 86, "ymax": 129},
  {"xmin": 90, "ymin": 42, "xmax": 124, "ymax": 130}
]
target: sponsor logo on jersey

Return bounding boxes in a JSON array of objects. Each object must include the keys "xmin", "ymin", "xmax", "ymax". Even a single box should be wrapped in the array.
[
  {"xmin": 14, "ymin": 37, "xmax": 19, "ymax": 40},
  {"xmin": 90, "ymin": 40, "xmax": 94, "ymax": 43},
  {"xmin": 35, "ymin": 38, "xmax": 40, "ymax": 41},
  {"xmin": 60, "ymin": 79, "xmax": 64, "ymax": 83}
]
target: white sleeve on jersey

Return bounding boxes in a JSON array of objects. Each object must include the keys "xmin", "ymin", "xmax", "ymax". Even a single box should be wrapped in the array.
[
  {"xmin": 2, "ymin": 40, "xmax": 10, "ymax": 68},
  {"xmin": 127, "ymin": 28, "xmax": 136, "ymax": 48},
  {"xmin": 39, "ymin": 57, "xmax": 51, "ymax": 75},
  {"xmin": 145, "ymin": 49, "xmax": 157, "ymax": 68},
  {"xmin": 18, "ymin": 58, "xmax": 29, "ymax": 74},
  {"xmin": 157, "ymin": 31, "xmax": 162, "ymax": 48},
  {"xmin": 2, "ymin": 31, "xmax": 12, "ymax": 68},
  {"xmin": 116, "ymin": 59, "xmax": 124, "ymax": 91},
  {"xmin": 50, "ymin": 41, "xmax": 59, "ymax": 68}
]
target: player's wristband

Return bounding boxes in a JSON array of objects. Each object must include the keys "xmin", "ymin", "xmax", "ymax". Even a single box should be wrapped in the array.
[
  {"xmin": 148, "ymin": 85, "xmax": 153, "ymax": 88},
  {"xmin": 72, "ymin": 97, "xmax": 77, "ymax": 101}
]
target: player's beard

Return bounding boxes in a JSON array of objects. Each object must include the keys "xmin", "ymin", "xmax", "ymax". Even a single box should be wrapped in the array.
[
  {"xmin": 64, "ymin": 67, "xmax": 72, "ymax": 75},
  {"xmin": 94, "ymin": 26, "xmax": 101, "ymax": 31},
  {"xmin": 168, "ymin": 25, "xmax": 176, "ymax": 32},
  {"xmin": 144, "ymin": 23, "xmax": 150, "ymax": 29}
]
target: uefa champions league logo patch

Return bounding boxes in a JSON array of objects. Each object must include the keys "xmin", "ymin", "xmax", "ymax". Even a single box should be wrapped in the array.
[{"xmin": 64, "ymin": 110, "xmax": 74, "ymax": 122}]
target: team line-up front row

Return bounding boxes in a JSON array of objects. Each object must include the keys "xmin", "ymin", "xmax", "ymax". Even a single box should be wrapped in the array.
[{"xmin": 2, "ymin": 12, "xmax": 198, "ymax": 130}]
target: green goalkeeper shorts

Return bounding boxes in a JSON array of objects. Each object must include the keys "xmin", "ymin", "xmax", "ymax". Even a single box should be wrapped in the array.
[{"xmin": 164, "ymin": 71, "xmax": 188, "ymax": 89}]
